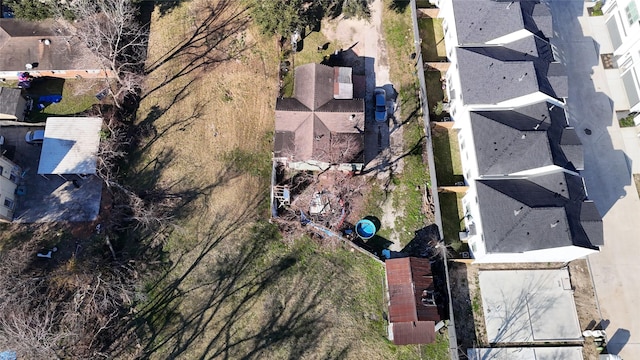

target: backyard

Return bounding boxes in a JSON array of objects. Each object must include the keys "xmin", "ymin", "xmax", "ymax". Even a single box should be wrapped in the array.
[
  {"xmin": 1, "ymin": 78, "xmax": 103, "ymax": 122},
  {"xmin": 418, "ymin": 17, "xmax": 446, "ymax": 62},
  {"xmin": 119, "ymin": 0, "xmax": 449, "ymax": 358}
]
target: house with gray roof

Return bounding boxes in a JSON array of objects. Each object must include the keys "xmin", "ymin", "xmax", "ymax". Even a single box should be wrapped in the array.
[
  {"xmin": 445, "ymin": 36, "xmax": 567, "ymax": 117},
  {"xmin": 437, "ymin": 0, "xmax": 553, "ymax": 58},
  {"xmin": 274, "ymin": 63, "xmax": 365, "ymax": 171},
  {"xmin": 457, "ymin": 101, "xmax": 583, "ymax": 181},
  {"xmin": 461, "ymin": 171, "xmax": 602, "ymax": 263},
  {"xmin": 434, "ymin": 0, "xmax": 602, "ymax": 263},
  {"xmin": 0, "ymin": 87, "xmax": 27, "ymax": 122}
]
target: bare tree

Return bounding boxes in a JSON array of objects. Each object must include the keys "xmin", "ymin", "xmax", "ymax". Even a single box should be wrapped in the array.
[
  {"xmin": 94, "ymin": 114, "xmax": 175, "ymax": 233},
  {"xmin": 313, "ymin": 133, "xmax": 364, "ymax": 167},
  {"xmin": 60, "ymin": 0, "xmax": 148, "ymax": 108},
  {"xmin": 0, "ymin": 236, "xmax": 141, "ymax": 359}
]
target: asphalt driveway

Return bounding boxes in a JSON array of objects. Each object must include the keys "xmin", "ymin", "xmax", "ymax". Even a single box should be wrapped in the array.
[{"xmin": 548, "ymin": 0, "xmax": 640, "ymax": 357}]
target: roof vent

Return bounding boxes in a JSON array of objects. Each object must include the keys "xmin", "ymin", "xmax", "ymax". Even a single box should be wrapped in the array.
[
  {"xmin": 39, "ymin": 39, "xmax": 51, "ymax": 45},
  {"xmin": 514, "ymin": 206, "xmax": 523, "ymax": 216},
  {"xmin": 551, "ymin": 220, "xmax": 560, "ymax": 228},
  {"xmin": 349, "ymin": 114, "xmax": 355, "ymax": 121}
]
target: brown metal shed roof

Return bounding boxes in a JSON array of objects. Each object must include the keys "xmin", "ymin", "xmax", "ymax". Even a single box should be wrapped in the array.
[
  {"xmin": 386, "ymin": 257, "xmax": 442, "ymax": 345},
  {"xmin": 391, "ymin": 321, "xmax": 436, "ymax": 345}
]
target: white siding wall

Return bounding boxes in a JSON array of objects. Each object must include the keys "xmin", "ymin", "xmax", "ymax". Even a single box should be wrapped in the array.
[
  {"xmin": 472, "ymin": 245, "xmax": 599, "ymax": 263},
  {"xmin": 604, "ymin": 0, "xmax": 640, "ymax": 110}
]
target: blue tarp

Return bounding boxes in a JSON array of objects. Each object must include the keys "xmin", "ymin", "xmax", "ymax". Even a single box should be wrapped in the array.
[
  {"xmin": 38, "ymin": 95, "xmax": 63, "ymax": 103},
  {"xmin": 0, "ymin": 351, "xmax": 17, "ymax": 360}
]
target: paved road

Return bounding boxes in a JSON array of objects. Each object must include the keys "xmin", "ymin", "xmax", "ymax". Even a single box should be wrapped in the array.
[{"xmin": 548, "ymin": 0, "xmax": 640, "ymax": 357}]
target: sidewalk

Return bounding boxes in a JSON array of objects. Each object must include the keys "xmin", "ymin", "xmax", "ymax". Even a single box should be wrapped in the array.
[{"xmin": 550, "ymin": 1, "xmax": 640, "ymax": 358}]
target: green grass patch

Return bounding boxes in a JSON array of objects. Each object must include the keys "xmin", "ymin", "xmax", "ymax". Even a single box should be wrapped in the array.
[
  {"xmin": 0, "ymin": 78, "xmax": 101, "ymax": 122},
  {"xmin": 634, "ymin": 174, "xmax": 640, "ymax": 198},
  {"xmin": 425, "ymin": 70, "xmax": 445, "ymax": 116},
  {"xmin": 383, "ymin": 12, "xmax": 414, "ymax": 57},
  {"xmin": 386, "ymin": 95, "xmax": 431, "ymax": 247},
  {"xmin": 421, "ymin": 333, "xmax": 450, "ymax": 359},
  {"xmin": 439, "ymin": 192, "xmax": 465, "ymax": 249},
  {"xmin": 28, "ymin": 79, "xmax": 102, "ymax": 122},
  {"xmin": 431, "ymin": 126, "xmax": 463, "ymax": 185},
  {"xmin": 619, "ymin": 112, "xmax": 637, "ymax": 127},
  {"xmin": 292, "ymin": 30, "xmax": 342, "ymax": 67},
  {"xmin": 418, "ymin": 18, "xmax": 446, "ymax": 61},
  {"xmin": 281, "ymin": 68, "xmax": 294, "ymax": 97},
  {"xmin": 381, "ymin": 1, "xmax": 434, "ymax": 247},
  {"xmin": 223, "ymin": 148, "xmax": 272, "ymax": 180}
]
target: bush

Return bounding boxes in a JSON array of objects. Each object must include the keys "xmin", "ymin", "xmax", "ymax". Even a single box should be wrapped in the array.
[
  {"xmin": 619, "ymin": 112, "xmax": 638, "ymax": 127},
  {"xmin": 590, "ymin": 1, "xmax": 604, "ymax": 16},
  {"xmin": 432, "ymin": 101, "xmax": 444, "ymax": 116},
  {"xmin": 6, "ymin": 0, "xmax": 53, "ymax": 20}
]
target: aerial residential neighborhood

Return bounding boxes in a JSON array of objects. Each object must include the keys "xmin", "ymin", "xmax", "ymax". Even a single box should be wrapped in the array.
[{"xmin": 0, "ymin": 0, "xmax": 638, "ymax": 359}]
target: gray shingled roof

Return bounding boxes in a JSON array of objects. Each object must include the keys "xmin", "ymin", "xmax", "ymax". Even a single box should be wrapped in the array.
[
  {"xmin": 456, "ymin": 36, "xmax": 567, "ymax": 104},
  {"xmin": 451, "ymin": 0, "xmax": 552, "ymax": 45},
  {"xmin": 470, "ymin": 102, "xmax": 583, "ymax": 175},
  {"xmin": 470, "ymin": 111, "xmax": 554, "ymax": 175},
  {"xmin": 475, "ymin": 172, "xmax": 602, "ymax": 253},
  {"xmin": 0, "ymin": 87, "xmax": 23, "ymax": 118},
  {"xmin": 559, "ymin": 128, "xmax": 584, "ymax": 170},
  {"xmin": 456, "ymin": 47, "xmax": 539, "ymax": 105}
]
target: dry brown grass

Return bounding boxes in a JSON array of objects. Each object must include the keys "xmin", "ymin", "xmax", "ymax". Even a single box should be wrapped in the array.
[
  {"xmin": 128, "ymin": 1, "xmax": 445, "ymax": 359},
  {"xmin": 135, "ymin": 0, "xmax": 279, "ymax": 232},
  {"xmin": 569, "ymin": 259, "xmax": 600, "ymax": 360}
]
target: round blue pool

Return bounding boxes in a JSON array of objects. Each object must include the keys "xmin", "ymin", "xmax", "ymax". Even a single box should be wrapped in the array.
[{"xmin": 355, "ymin": 219, "xmax": 377, "ymax": 240}]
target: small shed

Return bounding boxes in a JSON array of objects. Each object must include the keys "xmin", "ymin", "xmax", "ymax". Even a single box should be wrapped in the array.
[
  {"xmin": 0, "ymin": 87, "xmax": 27, "ymax": 121},
  {"xmin": 385, "ymin": 257, "xmax": 444, "ymax": 345},
  {"xmin": 37, "ymin": 117, "xmax": 103, "ymax": 175}
]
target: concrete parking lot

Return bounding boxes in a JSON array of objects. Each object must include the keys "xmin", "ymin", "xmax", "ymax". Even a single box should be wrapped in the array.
[
  {"xmin": 549, "ymin": 0, "xmax": 640, "ymax": 357},
  {"xmin": 0, "ymin": 122, "xmax": 102, "ymax": 223}
]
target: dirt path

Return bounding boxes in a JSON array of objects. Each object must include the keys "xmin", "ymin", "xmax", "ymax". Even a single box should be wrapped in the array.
[{"xmin": 322, "ymin": 0, "xmax": 405, "ymax": 248}]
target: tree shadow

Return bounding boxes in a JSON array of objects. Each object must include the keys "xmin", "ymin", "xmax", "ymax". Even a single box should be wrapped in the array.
[
  {"xmin": 389, "ymin": 0, "xmax": 410, "ymax": 14},
  {"xmin": 401, "ymin": 224, "xmax": 441, "ymax": 258},
  {"xmin": 109, "ymin": 214, "xmax": 349, "ymax": 359},
  {"xmin": 448, "ymin": 262, "xmax": 477, "ymax": 352},
  {"xmin": 141, "ymin": 0, "xmax": 253, "ymax": 99},
  {"xmin": 359, "ymin": 134, "xmax": 425, "ymax": 175}
]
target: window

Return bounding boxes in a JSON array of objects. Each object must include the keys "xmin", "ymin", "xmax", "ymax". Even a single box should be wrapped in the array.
[
  {"xmin": 4, "ymin": 198, "xmax": 14, "ymax": 210},
  {"xmin": 626, "ymin": 2, "xmax": 639, "ymax": 26},
  {"xmin": 620, "ymin": 55, "xmax": 634, "ymax": 72}
]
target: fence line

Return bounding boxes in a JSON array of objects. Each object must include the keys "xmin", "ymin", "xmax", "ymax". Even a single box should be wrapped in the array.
[{"xmin": 409, "ymin": 1, "xmax": 460, "ymax": 359}]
